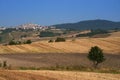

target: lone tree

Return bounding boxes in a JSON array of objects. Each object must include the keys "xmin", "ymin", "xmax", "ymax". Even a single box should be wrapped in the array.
[{"xmin": 87, "ymin": 46, "xmax": 105, "ymax": 68}]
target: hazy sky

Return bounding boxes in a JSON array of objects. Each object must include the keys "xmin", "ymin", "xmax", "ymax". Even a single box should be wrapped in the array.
[{"xmin": 0, "ymin": 0, "xmax": 120, "ymax": 26}]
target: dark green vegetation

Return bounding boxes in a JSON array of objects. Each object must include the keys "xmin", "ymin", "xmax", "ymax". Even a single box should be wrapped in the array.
[
  {"xmin": 53, "ymin": 19, "xmax": 120, "ymax": 30},
  {"xmin": 39, "ymin": 31, "xmax": 61, "ymax": 37},
  {"xmin": 88, "ymin": 46, "xmax": 105, "ymax": 68},
  {"xmin": 55, "ymin": 37, "xmax": 66, "ymax": 42},
  {"xmin": 76, "ymin": 29, "xmax": 109, "ymax": 37},
  {"xmin": 25, "ymin": 40, "xmax": 32, "ymax": 44},
  {"xmin": 48, "ymin": 39, "xmax": 54, "ymax": 43},
  {"xmin": 48, "ymin": 37, "xmax": 66, "ymax": 43},
  {"xmin": 8, "ymin": 40, "xmax": 32, "ymax": 45}
]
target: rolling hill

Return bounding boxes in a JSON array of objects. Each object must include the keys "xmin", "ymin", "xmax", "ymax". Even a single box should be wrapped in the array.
[
  {"xmin": 53, "ymin": 19, "xmax": 120, "ymax": 30},
  {"xmin": 0, "ymin": 35, "xmax": 120, "ymax": 54}
]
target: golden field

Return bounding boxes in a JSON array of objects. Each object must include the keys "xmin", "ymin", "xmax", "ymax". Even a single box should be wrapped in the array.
[
  {"xmin": 0, "ymin": 70, "xmax": 119, "ymax": 80},
  {"xmin": 0, "ymin": 37, "xmax": 120, "ymax": 54}
]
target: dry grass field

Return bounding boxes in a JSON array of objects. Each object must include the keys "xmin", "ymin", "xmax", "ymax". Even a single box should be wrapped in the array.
[
  {"xmin": 0, "ymin": 70, "xmax": 56, "ymax": 80},
  {"xmin": 0, "ymin": 70, "xmax": 119, "ymax": 80},
  {"xmin": 0, "ymin": 36, "xmax": 120, "ymax": 54},
  {"xmin": 25, "ymin": 70, "xmax": 120, "ymax": 80}
]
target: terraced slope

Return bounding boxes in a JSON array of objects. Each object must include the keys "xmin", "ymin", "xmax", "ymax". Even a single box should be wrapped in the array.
[{"xmin": 0, "ymin": 37, "xmax": 120, "ymax": 54}]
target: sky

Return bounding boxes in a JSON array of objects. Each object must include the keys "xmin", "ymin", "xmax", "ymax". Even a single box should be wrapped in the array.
[{"xmin": 0, "ymin": 0, "xmax": 120, "ymax": 27}]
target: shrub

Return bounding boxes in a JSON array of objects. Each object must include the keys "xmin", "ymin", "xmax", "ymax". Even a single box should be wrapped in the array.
[
  {"xmin": 55, "ymin": 37, "xmax": 66, "ymax": 42},
  {"xmin": 3, "ymin": 61, "xmax": 7, "ymax": 68},
  {"xmin": 25, "ymin": 40, "xmax": 32, "ymax": 44},
  {"xmin": 9, "ymin": 40, "xmax": 16, "ymax": 45},
  {"xmin": 48, "ymin": 39, "xmax": 54, "ymax": 43}
]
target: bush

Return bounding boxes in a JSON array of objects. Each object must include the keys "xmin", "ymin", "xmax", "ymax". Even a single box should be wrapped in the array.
[
  {"xmin": 25, "ymin": 40, "xmax": 32, "ymax": 44},
  {"xmin": 9, "ymin": 40, "xmax": 16, "ymax": 45},
  {"xmin": 8, "ymin": 40, "xmax": 22, "ymax": 45},
  {"xmin": 55, "ymin": 37, "xmax": 66, "ymax": 42},
  {"xmin": 48, "ymin": 39, "xmax": 54, "ymax": 43},
  {"xmin": 3, "ymin": 61, "xmax": 7, "ymax": 68}
]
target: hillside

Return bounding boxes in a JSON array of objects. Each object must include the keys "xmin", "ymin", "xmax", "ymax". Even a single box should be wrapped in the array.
[
  {"xmin": 0, "ymin": 37, "xmax": 120, "ymax": 54},
  {"xmin": 53, "ymin": 19, "xmax": 120, "ymax": 30}
]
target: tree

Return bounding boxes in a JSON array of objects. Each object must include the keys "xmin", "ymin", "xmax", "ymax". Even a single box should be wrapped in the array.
[
  {"xmin": 9, "ymin": 40, "xmax": 16, "ymax": 45},
  {"xmin": 26, "ymin": 40, "xmax": 32, "ymax": 44},
  {"xmin": 55, "ymin": 37, "xmax": 66, "ymax": 42},
  {"xmin": 87, "ymin": 46, "xmax": 105, "ymax": 68}
]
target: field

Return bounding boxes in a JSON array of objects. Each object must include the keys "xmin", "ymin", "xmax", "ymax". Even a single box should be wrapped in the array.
[
  {"xmin": 0, "ymin": 36, "xmax": 120, "ymax": 54},
  {"xmin": 0, "ymin": 32, "xmax": 119, "ymax": 80},
  {"xmin": 0, "ymin": 53, "xmax": 120, "ymax": 69},
  {"xmin": 0, "ymin": 70, "xmax": 56, "ymax": 80},
  {"xmin": 0, "ymin": 70, "xmax": 120, "ymax": 80}
]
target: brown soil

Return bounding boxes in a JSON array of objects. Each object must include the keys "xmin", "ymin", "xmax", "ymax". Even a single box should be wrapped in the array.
[{"xmin": 0, "ymin": 53, "xmax": 120, "ymax": 69}]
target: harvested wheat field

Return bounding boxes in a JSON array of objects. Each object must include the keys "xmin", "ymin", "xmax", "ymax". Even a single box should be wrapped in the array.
[
  {"xmin": 16, "ymin": 70, "xmax": 120, "ymax": 80},
  {"xmin": 0, "ymin": 70, "xmax": 120, "ymax": 80},
  {"xmin": 0, "ymin": 37, "xmax": 120, "ymax": 54},
  {"xmin": 0, "ymin": 70, "xmax": 56, "ymax": 80}
]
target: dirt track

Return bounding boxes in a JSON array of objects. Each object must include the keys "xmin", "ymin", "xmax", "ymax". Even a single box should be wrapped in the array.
[{"xmin": 0, "ymin": 53, "xmax": 120, "ymax": 69}]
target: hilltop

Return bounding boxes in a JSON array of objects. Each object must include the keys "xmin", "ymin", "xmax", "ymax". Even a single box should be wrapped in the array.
[{"xmin": 53, "ymin": 19, "xmax": 120, "ymax": 30}]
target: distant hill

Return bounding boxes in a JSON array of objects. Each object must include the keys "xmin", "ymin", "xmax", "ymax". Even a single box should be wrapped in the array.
[{"xmin": 53, "ymin": 19, "xmax": 120, "ymax": 30}]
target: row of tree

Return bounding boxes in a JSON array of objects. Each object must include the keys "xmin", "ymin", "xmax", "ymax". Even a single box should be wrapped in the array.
[{"xmin": 9, "ymin": 40, "xmax": 32, "ymax": 45}]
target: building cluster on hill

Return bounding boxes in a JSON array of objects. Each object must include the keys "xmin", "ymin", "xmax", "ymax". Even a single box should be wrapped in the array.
[
  {"xmin": 0, "ymin": 27, "xmax": 6, "ymax": 30},
  {"xmin": 16, "ymin": 23, "xmax": 49, "ymax": 30},
  {"xmin": 0, "ymin": 23, "xmax": 58, "ymax": 31}
]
